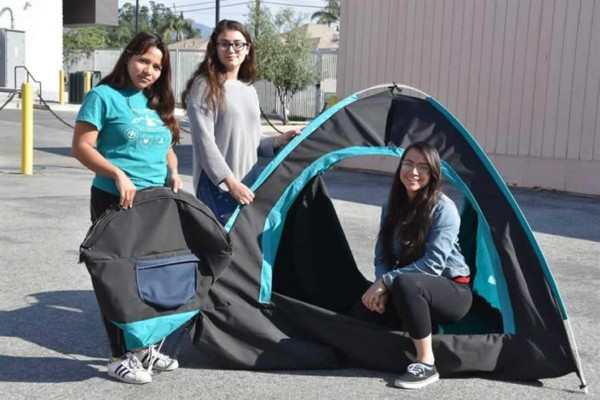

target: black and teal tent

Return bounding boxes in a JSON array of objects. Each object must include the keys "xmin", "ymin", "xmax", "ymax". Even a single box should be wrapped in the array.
[
  {"xmin": 192, "ymin": 84, "xmax": 586, "ymax": 387},
  {"xmin": 79, "ymin": 187, "xmax": 233, "ymax": 351}
]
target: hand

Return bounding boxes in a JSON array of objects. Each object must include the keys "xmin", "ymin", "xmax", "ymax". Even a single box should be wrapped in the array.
[
  {"xmin": 168, "ymin": 172, "xmax": 183, "ymax": 193},
  {"xmin": 361, "ymin": 279, "xmax": 388, "ymax": 314},
  {"xmin": 274, "ymin": 128, "xmax": 301, "ymax": 150},
  {"xmin": 114, "ymin": 171, "xmax": 137, "ymax": 209},
  {"xmin": 223, "ymin": 175, "xmax": 255, "ymax": 205}
]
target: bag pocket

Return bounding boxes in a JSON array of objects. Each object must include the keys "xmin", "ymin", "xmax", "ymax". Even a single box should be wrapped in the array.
[{"xmin": 135, "ymin": 254, "xmax": 200, "ymax": 310}]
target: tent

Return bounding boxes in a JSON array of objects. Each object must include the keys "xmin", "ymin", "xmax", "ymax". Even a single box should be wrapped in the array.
[
  {"xmin": 79, "ymin": 187, "xmax": 233, "ymax": 351},
  {"xmin": 191, "ymin": 84, "xmax": 586, "ymax": 387}
]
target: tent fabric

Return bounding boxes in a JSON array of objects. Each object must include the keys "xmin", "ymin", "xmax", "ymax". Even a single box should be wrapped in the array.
[
  {"xmin": 192, "ymin": 87, "xmax": 580, "ymax": 381},
  {"xmin": 79, "ymin": 187, "xmax": 233, "ymax": 350}
]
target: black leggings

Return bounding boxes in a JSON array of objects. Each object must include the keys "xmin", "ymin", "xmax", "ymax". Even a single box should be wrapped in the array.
[
  {"xmin": 352, "ymin": 274, "xmax": 472, "ymax": 339},
  {"xmin": 90, "ymin": 186, "xmax": 128, "ymax": 357}
]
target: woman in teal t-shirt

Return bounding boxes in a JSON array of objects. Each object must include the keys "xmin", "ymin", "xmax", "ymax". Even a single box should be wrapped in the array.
[{"xmin": 72, "ymin": 32, "xmax": 182, "ymax": 385}]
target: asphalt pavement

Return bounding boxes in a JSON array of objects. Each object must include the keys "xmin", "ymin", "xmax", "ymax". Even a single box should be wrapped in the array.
[{"xmin": 0, "ymin": 104, "xmax": 599, "ymax": 399}]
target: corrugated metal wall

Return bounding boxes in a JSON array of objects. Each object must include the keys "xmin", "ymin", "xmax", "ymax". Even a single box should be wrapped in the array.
[{"xmin": 338, "ymin": 0, "xmax": 600, "ymax": 195}]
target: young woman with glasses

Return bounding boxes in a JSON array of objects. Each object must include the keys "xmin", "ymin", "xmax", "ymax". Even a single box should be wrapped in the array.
[
  {"xmin": 181, "ymin": 19, "xmax": 300, "ymax": 224},
  {"xmin": 72, "ymin": 31, "xmax": 181, "ymax": 384},
  {"xmin": 358, "ymin": 142, "xmax": 472, "ymax": 389}
]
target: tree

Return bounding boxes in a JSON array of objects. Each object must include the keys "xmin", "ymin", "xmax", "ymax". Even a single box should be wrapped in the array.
[
  {"xmin": 64, "ymin": 1, "xmax": 199, "ymax": 65},
  {"xmin": 105, "ymin": 2, "xmax": 197, "ymax": 47},
  {"xmin": 106, "ymin": 2, "xmax": 149, "ymax": 47},
  {"xmin": 248, "ymin": 4, "xmax": 318, "ymax": 124},
  {"xmin": 247, "ymin": 1, "xmax": 277, "ymax": 81},
  {"xmin": 311, "ymin": 0, "xmax": 340, "ymax": 27},
  {"xmin": 161, "ymin": 12, "xmax": 198, "ymax": 43},
  {"xmin": 150, "ymin": 1, "xmax": 173, "ymax": 32},
  {"xmin": 63, "ymin": 27, "xmax": 110, "ymax": 65}
]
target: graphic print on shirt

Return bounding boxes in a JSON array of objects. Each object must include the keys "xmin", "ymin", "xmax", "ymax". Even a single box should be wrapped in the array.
[{"xmin": 124, "ymin": 107, "xmax": 171, "ymax": 149}]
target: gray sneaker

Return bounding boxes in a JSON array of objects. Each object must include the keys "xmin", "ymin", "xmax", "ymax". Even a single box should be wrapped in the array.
[
  {"xmin": 137, "ymin": 345, "xmax": 179, "ymax": 372},
  {"xmin": 394, "ymin": 362, "xmax": 439, "ymax": 389},
  {"xmin": 107, "ymin": 352, "xmax": 152, "ymax": 384}
]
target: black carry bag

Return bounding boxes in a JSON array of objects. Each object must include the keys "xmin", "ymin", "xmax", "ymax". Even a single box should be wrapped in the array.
[{"xmin": 79, "ymin": 187, "xmax": 233, "ymax": 350}]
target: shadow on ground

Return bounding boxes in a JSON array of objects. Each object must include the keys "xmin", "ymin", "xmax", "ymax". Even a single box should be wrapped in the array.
[{"xmin": 0, "ymin": 290, "xmax": 106, "ymax": 383}]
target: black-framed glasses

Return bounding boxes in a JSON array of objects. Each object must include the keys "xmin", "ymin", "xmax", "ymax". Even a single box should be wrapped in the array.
[
  {"xmin": 400, "ymin": 160, "xmax": 430, "ymax": 174},
  {"xmin": 216, "ymin": 41, "xmax": 249, "ymax": 52}
]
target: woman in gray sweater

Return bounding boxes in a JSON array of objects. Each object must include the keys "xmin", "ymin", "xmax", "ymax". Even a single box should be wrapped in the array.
[{"xmin": 181, "ymin": 20, "xmax": 298, "ymax": 224}]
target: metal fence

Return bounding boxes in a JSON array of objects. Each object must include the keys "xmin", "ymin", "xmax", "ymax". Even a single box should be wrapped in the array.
[{"xmin": 64, "ymin": 49, "xmax": 337, "ymax": 119}]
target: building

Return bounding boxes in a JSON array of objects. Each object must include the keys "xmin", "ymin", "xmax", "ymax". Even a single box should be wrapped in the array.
[
  {"xmin": 0, "ymin": 0, "xmax": 116, "ymax": 101},
  {"xmin": 337, "ymin": 0, "xmax": 600, "ymax": 195}
]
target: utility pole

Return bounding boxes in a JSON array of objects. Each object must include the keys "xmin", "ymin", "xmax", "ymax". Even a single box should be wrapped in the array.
[
  {"xmin": 135, "ymin": 0, "xmax": 140, "ymax": 33},
  {"xmin": 215, "ymin": 0, "xmax": 220, "ymax": 26}
]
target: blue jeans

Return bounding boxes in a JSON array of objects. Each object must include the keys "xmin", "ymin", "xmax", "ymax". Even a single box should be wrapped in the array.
[{"xmin": 197, "ymin": 172, "xmax": 238, "ymax": 225}]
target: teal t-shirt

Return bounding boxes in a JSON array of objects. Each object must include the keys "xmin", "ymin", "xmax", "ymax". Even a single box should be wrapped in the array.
[{"xmin": 76, "ymin": 85, "xmax": 172, "ymax": 196}]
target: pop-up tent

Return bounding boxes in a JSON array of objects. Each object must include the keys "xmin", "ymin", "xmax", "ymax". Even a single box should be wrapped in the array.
[
  {"xmin": 80, "ymin": 187, "xmax": 233, "ymax": 351},
  {"xmin": 191, "ymin": 84, "xmax": 586, "ymax": 387}
]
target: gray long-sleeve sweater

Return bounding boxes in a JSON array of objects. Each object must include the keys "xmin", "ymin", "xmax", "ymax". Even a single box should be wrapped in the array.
[{"xmin": 186, "ymin": 77, "xmax": 275, "ymax": 192}]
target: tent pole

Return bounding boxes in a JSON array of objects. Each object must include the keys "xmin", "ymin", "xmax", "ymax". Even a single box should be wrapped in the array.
[{"xmin": 564, "ymin": 319, "xmax": 588, "ymax": 393}]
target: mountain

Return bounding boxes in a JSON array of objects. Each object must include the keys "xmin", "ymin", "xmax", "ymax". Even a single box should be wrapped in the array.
[{"xmin": 192, "ymin": 23, "xmax": 213, "ymax": 39}]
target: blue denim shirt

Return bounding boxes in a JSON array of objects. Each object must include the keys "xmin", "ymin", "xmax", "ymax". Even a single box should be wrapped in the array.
[{"xmin": 374, "ymin": 193, "xmax": 470, "ymax": 288}]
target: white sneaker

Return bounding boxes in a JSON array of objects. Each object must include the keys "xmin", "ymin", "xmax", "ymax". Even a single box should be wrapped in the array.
[
  {"xmin": 136, "ymin": 346, "xmax": 179, "ymax": 372},
  {"xmin": 107, "ymin": 352, "xmax": 152, "ymax": 384}
]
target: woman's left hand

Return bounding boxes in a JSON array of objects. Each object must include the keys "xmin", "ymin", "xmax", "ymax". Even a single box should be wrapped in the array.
[
  {"xmin": 362, "ymin": 279, "xmax": 388, "ymax": 314},
  {"xmin": 169, "ymin": 172, "xmax": 183, "ymax": 193},
  {"xmin": 274, "ymin": 128, "xmax": 302, "ymax": 150}
]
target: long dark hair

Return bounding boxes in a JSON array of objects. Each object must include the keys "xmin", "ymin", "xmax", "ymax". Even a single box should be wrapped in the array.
[
  {"xmin": 180, "ymin": 19, "xmax": 256, "ymax": 111},
  {"xmin": 380, "ymin": 142, "xmax": 443, "ymax": 266},
  {"xmin": 99, "ymin": 31, "xmax": 180, "ymax": 144}
]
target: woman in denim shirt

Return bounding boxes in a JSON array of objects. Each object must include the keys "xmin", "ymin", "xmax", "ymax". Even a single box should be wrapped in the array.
[{"xmin": 361, "ymin": 142, "xmax": 472, "ymax": 390}]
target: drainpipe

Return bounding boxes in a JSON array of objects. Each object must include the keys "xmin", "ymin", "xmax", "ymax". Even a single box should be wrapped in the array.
[{"xmin": 0, "ymin": 7, "xmax": 15, "ymax": 29}]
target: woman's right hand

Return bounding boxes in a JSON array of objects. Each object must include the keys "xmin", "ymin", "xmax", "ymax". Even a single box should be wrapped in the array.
[
  {"xmin": 72, "ymin": 121, "xmax": 137, "ymax": 209},
  {"xmin": 223, "ymin": 175, "xmax": 255, "ymax": 205},
  {"xmin": 115, "ymin": 171, "xmax": 137, "ymax": 209},
  {"xmin": 362, "ymin": 279, "xmax": 388, "ymax": 314}
]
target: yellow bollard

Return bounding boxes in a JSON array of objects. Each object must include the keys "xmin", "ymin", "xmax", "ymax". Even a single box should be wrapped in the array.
[
  {"xmin": 21, "ymin": 83, "xmax": 33, "ymax": 175},
  {"xmin": 84, "ymin": 71, "xmax": 91, "ymax": 95},
  {"xmin": 59, "ymin": 70, "xmax": 65, "ymax": 105},
  {"xmin": 327, "ymin": 95, "xmax": 338, "ymax": 109}
]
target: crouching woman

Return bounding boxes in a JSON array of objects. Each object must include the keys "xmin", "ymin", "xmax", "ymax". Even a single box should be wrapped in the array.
[{"xmin": 361, "ymin": 142, "xmax": 472, "ymax": 389}]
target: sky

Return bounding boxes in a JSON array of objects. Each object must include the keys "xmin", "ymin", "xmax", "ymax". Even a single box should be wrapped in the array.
[{"xmin": 118, "ymin": 0, "xmax": 329, "ymax": 28}]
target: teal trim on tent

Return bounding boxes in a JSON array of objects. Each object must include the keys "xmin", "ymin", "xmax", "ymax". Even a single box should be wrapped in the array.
[
  {"xmin": 113, "ymin": 310, "xmax": 199, "ymax": 350},
  {"xmin": 224, "ymin": 94, "xmax": 360, "ymax": 232},
  {"xmin": 256, "ymin": 144, "xmax": 515, "ymax": 333},
  {"xmin": 259, "ymin": 146, "xmax": 404, "ymax": 303},
  {"xmin": 442, "ymin": 165, "xmax": 515, "ymax": 333},
  {"xmin": 426, "ymin": 96, "xmax": 568, "ymax": 320}
]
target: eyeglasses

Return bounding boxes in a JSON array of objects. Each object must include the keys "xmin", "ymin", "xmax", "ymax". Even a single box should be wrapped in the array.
[
  {"xmin": 400, "ymin": 160, "xmax": 430, "ymax": 174},
  {"xmin": 216, "ymin": 41, "xmax": 249, "ymax": 52}
]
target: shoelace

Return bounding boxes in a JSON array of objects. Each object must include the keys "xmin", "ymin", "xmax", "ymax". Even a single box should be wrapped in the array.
[
  {"xmin": 126, "ymin": 353, "xmax": 144, "ymax": 370},
  {"xmin": 406, "ymin": 363, "xmax": 427, "ymax": 377},
  {"xmin": 144, "ymin": 338, "xmax": 167, "ymax": 374}
]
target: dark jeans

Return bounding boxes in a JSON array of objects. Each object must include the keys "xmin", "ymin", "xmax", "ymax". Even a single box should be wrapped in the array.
[
  {"xmin": 196, "ymin": 171, "xmax": 238, "ymax": 225},
  {"xmin": 351, "ymin": 274, "xmax": 472, "ymax": 339},
  {"xmin": 90, "ymin": 186, "xmax": 128, "ymax": 357}
]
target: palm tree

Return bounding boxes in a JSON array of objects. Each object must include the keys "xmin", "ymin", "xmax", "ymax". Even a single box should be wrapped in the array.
[
  {"xmin": 310, "ymin": 0, "xmax": 340, "ymax": 27},
  {"xmin": 162, "ymin": 12, "xmax": 197, "ymax": 43}
]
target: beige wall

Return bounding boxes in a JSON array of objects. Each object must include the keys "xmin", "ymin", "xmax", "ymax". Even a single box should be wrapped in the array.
[
  {"xmin": 1, "ymin": 0, "xmax": 63, "ymax": 101},
  {"xmin": 337, "ymin": 0, "xmax": 600, "ymax": 195}
]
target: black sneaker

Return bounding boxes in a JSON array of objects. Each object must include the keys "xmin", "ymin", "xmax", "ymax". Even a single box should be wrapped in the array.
[{"xmin": 394, "ymin": 362, "xmax": 439, "ymax": 389}]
